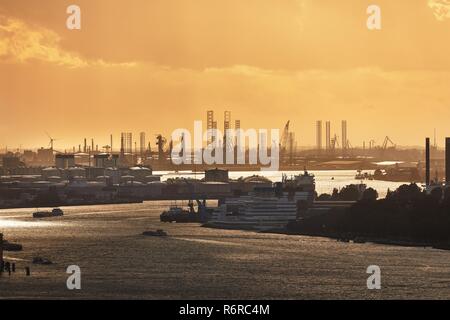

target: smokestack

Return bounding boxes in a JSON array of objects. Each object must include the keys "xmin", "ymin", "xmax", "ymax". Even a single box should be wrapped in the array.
[
  {"xmin": 446, "ymin": 137, "xmax": 450, "ymax": 184},
  {"xmin": 110, "ymin": 134, "xmax": 113, "ymax": 153},
  {"xmin": 342, "ymin": 120, "xmax": 348, "ymax": 152},
  {"xmin": 316, "ymin": 121, "xmax": 322, "ymax": 151},
  {"xmin": 325, "ymin": 121, "xmax": 331, "ymax": 151},
  {"xmin": 426, "ymin": 137, "xmax": 430, "ymax": 186}
]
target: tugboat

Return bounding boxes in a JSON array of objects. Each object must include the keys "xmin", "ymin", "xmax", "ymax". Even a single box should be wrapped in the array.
[
  {"xmin": 160, "ymin": 200, "xmax": 212, "ymax": 223},
  {"xmin": 160, "ymin": 206, "xmax": 194, "ymax": 223},
  {"xmin": 33, "ymin": 208, "xmax": 64, "ymax": 219},
  {"xmin": 32, "ymin": 257, "xmax": 53, "ymax": 265}
]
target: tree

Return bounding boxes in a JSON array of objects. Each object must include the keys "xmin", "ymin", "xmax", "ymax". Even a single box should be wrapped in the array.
[
  {"xmin": 391, "ymin": 184, "xmax": 422, "ymax": 203},
  {"xmin": 362, "ymin": 187, "xmax": 378, "ymax": 201},
  {"xmin": 339, "ymin": 185, "xmax": 361, "ymax": 201},
  {"xmin": 317, "ymin": 193, "xmax": 332, "ymax": 201},
  {"xmin": 331, "ymin": 188, "xmax": 339, "ymax": 200}
]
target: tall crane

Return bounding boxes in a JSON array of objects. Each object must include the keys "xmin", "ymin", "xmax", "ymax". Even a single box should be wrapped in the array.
[
  {"xmin": 382, "ymin": 136, "xmax": 396, "ymax": 150},
  {"xmin": 156, "ymin": 134, "xmax": 167, "ymax": 162},
  {"xmin": 330, "ymin": 134, "xmax": 340, "ymax": 151}
]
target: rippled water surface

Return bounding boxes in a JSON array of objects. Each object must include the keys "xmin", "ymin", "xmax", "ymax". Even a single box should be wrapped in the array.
[{"xmin": 0, "ymin": 201, "xmax": 449, "ymax": 299}]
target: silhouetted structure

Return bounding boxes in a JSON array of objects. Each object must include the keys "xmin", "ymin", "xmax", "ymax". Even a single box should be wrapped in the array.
[
  {"xmin": 342, "ymin": 120, "xmax": 348, "ymax": 154},
  {"xmin": 446, "ymin": 137, "xmax": 450, "ymax": 184},
  {"xmin": 121, "ymin": 133, "xmax": 132, "ymax": 154},
  {"xmin": 205, "ymin": 168, "xmax": 229, "ymax": 183},
  {"xmin": 55, "ymin": 154, "xmax": 75, "ymax": 169},
  {"xmin": 325, "ymin": 121, "xmax": 331, "ymax": 151},
  {"xmin": 207, "ymin": 110, "xmax": 215, "ymax": 145},
  {"xmin": 426, "ymin": 138, "xmax": 430, "ymax": 186},
  {"xmin": 140, "ymin": 132, "xmax": 146, "ymax": 157},
  {"xmin": 316, "ymin": 121, "xmax": 322, "ymax": 151}
]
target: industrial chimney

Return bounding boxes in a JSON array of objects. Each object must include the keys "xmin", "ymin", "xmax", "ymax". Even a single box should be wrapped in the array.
[
  {"xmin": 446, "ymin": 137, "xmax": 450, "ymax": 184},
  {"xmin": 425, "ymin": 138, "xmax": 430, "ymax": 186}
]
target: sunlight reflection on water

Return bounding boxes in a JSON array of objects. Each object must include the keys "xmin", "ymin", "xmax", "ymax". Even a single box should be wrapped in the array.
[{"xmin": 0, "ymin": 219, "xmax": 67, "ymax": 228}]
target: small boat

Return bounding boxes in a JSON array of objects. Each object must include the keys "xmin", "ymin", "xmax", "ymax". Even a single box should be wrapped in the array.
[
  {"xmin": 33, "ymin": 208, "xmax": 64, "ymax": 218},
  {"xmin": 32, "ymin": 257, "xmax": 53, "ymax": 265},
  {"xmin": 2, "ymin": 240, "xmax": 23, "ymax": 251},
  {"xmin": 142, "ymin": 229, "xmax": 168, "ymax": 237}
]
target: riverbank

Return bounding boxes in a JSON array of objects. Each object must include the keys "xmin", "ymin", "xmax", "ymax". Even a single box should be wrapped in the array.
[
  {"xmin": 279, "ymin": 225, "xmax": 450, "ymax": 251},
  {"xmin": 203, "ymin": 220, "xmax": 450, "ymax": 251}
]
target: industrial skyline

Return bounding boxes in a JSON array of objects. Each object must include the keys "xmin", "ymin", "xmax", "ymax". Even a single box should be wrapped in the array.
[
  {"xmin": 2, "ymin": 1, "xmax": 450, "ymax": 148},
  {"xmin": 0, "ymin": 122, "xmax": 442, "ymax": 155}
]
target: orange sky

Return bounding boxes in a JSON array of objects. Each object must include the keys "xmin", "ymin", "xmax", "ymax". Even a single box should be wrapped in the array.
[{"xmin": 1, "ymin": 0, "xmax": 450, "ymax": 150}]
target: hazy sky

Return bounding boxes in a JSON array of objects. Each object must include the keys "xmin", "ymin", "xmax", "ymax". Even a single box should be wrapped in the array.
[{"xmin": 1, "ymin": 0, "xmax": 450, "ymax": 149}]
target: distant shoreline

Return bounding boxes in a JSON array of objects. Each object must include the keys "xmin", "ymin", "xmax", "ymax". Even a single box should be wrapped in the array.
[{"xmin": 277, "ymin": 228, "xmax": 450, "ymax": 251}]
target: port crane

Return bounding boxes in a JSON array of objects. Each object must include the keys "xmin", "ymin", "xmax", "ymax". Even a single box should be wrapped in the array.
[
  {"xmin": 156, "ymin": 134, "xmax": 167, "ymax": 162},
  {"xmin": 377, "ymin": 136, "xmax": 396, "ymax": 158},
  {"xmin": 160, "ymin": 178, "xmax": 210, "ymax": 223},
  {"xmin": 382, "ymin": 136, "xmax": 396, "ymax": 150},
  {"xmin": 330, "ymin": 134, "xmax": 340, "ymax": 151}
]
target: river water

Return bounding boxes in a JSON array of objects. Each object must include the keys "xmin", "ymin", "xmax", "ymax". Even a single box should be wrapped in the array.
[
  {"xmin": 0, "ymin": 171, "xmax": 447, "ymax": 299},
  {"xmin": 0, "ymin": 200, "xmax": 449, "ymax": 299}
]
